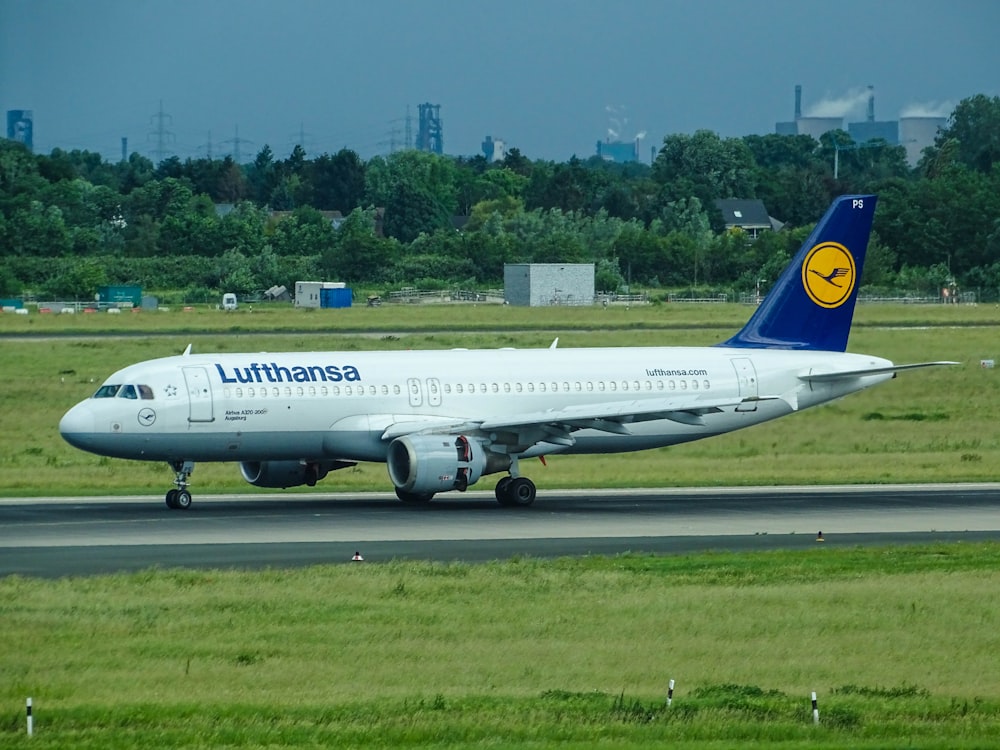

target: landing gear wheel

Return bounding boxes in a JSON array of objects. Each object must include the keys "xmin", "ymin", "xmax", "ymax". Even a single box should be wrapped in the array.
[
  {"xmin": 496, "ymin": 476, "xmax": 535, "ymax": 507},
  {"xmin": 395, "ymin": 487, "xmax": 435, "ymax": 504},
  {"xmin": 165, "ymin": 489, "xmax": 179, "ymax": 509},
  {"xmin": 494, "ymin": 476, "xmax": 513, "ymax": 505},
  {"xmin": 507, "ymin": 477, "xmax": 536, "ymax": 506},
  {"xmin": 174, "ymin": 490, "xmax": 192, "ymax": 510}
]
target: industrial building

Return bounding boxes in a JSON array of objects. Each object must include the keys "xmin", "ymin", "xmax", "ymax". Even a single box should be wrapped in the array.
[{"xmin": 774, "ymin": 84, "xmax": 945, "ymax": 166}]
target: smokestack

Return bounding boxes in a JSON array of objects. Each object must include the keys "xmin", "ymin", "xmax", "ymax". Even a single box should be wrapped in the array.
[
  {"xmin": 867, "ymin": 85, "xmax": 875, "ymax": 122},
  {"xmin": 121, "ymin": 137, "xmax": 128, "ymax": 163},
  {"xmin": 794, "ymin": 85, "xmax": 802, "ymax": 119}
]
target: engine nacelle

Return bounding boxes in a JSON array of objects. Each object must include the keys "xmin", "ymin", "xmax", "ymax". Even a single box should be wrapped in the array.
[
  {"xmin": 240, "ymin": 460, "xmax": 350, "ymax": 488},
  {"xmin": 387, "ymin": 435, "xmax": 490, "ymax": 495}
]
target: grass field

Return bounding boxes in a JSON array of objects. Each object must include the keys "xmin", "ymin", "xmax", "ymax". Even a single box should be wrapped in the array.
[{"xmin": 3, "ymin": 545, "xmax": 1000, "ymax": 747}]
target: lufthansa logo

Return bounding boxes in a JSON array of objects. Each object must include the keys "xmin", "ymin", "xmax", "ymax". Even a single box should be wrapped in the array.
[
  {"xmin": 802, "ymin": 242, "xmax": 856, "ymax": 309},
  {"xmin": 137, "ymin": 408, "xmax": 156, "ymax": 427}
]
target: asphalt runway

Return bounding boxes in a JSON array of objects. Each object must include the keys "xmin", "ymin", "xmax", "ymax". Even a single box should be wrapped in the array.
[{"xmin": 3, "ymin": 484, "xmax": 1000, "ymax": 578}]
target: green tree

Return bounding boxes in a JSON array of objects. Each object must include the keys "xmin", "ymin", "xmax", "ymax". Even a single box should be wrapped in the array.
[
  {"xmin": 653, "ymin": 130, "xmax": 756, "ymax": 206},
  {"xmin": 306, "ymin": 149, "xmax": 366, "ymax": 211},
  {"xmin": 931, "ymin": 94, "xmax": 1000, "ymax": 173}
]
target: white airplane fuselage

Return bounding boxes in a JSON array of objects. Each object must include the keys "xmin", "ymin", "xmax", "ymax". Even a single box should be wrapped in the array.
[{"xmin": 60, "ymin": 345, "xmax": 893, "ymax": 464}]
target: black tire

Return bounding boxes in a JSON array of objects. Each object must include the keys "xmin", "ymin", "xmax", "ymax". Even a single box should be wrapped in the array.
[
  {"xmin": 174, "ymin": 490, "xmax": 193, "ymax": 510},
  {"xmin": 494, "ymin": 476, "xmax": 514, "ymax": 505},
  {"xmin": 165, "ymin": 489, "xmax": 179, "ymax": 509},
  {"xmin": 506, "ymin": 477, "xmax": 536, "ymax": 507},
  {"xmin": 395, "ymin": 487, "xmax": 434, "ymax": 504}
]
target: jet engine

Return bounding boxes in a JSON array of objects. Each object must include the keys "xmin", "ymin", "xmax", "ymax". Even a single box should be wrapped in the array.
[
  {"xmin": 240, "ymin": 459, "xmax": 353, "ymax": 488},
  {"xmin": 387, "ymin": 435, "xmax": 492, "ymax": 495}
]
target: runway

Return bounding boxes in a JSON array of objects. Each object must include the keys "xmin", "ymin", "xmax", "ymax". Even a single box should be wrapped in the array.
[{"xmin": 3, "ymin": 484, "xmax": 1000, "ymax": 577}]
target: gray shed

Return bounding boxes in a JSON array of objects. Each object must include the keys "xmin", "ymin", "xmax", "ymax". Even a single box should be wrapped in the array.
[{"xmin": 504, "ymin": 263, "xmax": 595, "ymax": 307}]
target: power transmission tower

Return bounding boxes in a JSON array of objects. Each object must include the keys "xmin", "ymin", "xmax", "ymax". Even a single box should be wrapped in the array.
[
  {"xmin": 147, "ymin": 99, "xmax": 175, "ymax": 162},
  {"xmin": 221, "ymin": 125, "xmax": 254, "ymax": 164}
]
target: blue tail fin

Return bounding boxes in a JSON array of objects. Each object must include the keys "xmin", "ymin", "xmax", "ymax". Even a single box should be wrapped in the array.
[{"xmin": 719, "ymin": 194, "xmax": 876, "ymax": 351}]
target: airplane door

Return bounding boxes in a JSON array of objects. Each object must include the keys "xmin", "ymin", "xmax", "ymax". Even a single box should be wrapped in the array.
[
  {"xmin": 426, "ymin": 378, "xmax": 442, "ymax": 407},
  {"xmin": 407, "ymin": 378, "xmax": 423, "ymax": 407},
  {"xmin": 731, "ymin": 357, "xmax": 758, "ymax": 412},
  {"xmin": 182, "ymin": 366, "xmax": 215, "ymax": 422}
]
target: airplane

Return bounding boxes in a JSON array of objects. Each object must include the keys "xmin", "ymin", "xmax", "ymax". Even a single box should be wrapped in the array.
[{"xmin": 60, "ymin": 195, "xmax": 955, "ymax": 510}]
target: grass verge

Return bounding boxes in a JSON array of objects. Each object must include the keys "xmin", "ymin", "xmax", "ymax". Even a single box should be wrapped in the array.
[{"xmin": 2, "ymin": 543, "xmax": 1000, "ymax": 747}]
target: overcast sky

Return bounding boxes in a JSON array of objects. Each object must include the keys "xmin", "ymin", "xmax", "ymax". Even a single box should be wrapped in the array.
[{"xmin": 1, "ymin": 0, "xmax": 996, "ymax": 164}]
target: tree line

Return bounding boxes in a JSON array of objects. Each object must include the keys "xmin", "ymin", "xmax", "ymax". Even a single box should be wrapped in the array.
[{"xmin": 0, "ymin": 94, "xmax": 998, "ymax": 303}]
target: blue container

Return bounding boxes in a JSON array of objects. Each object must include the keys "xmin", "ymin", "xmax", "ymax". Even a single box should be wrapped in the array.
[{"xmin": 320, "ymin": 287, "xmax": 352, "ymax": 308}]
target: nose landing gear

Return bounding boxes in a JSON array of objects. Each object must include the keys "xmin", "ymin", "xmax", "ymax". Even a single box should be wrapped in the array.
[{"xmin": 165, "ymin": 460, "xmax": 194, "ymax": 509}]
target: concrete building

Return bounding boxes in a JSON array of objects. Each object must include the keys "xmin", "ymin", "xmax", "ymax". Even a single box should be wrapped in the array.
[
  {"xmin": 504, "ymin": 263, "xmax": 595, "ymax": 307},
  {"xmin": 899, "ymin": 116, "xmax": 946, "ymax": 165}
]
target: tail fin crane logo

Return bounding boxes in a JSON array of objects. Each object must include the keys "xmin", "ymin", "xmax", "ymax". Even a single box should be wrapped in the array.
[{"xmin": 802, "ymin": 242, "xmax": 856, "ymax": 309}]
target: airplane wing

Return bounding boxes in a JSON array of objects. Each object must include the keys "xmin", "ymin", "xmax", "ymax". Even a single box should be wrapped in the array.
[
  {"xmin": 798, "ymin": 361, "xmax": 959, "ymax": 382},
  {"xmin": 380, "ymin": 392, "xmax": 785, "ymax": 450}
]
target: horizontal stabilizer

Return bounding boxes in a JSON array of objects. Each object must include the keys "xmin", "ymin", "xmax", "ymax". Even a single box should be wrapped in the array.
[{"xmin": 799, "ymin": 361, "xmax": 959, "ymax": 382}]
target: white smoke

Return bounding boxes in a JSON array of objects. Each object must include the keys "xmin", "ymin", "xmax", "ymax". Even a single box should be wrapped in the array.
[
  {"xmin": 900, "ymin": 100, "xmax": 953, "ymax": 118},
  {"xmin": 804, "ymin": 87, "xmax": 872, "ymax": 118}
]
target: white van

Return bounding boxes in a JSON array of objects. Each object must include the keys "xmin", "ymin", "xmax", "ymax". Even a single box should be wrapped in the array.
[{"xmin": 222, "ymin": 293, "xmax": 238, "ymax": 311}]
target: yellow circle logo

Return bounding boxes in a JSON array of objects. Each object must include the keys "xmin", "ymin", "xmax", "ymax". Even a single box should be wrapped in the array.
[{"xmin": 802, "ymin": 242, "xmax": 856, "ymax": 308}]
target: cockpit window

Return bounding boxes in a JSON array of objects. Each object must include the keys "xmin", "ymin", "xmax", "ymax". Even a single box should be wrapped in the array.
[
  {"xmin": 94, "ymin": 384, "xmax": 121, "ymax": 398},
  {"xmin": 119, "ymin": 385, "xmax": 138, "ymax": 399},
  {"xmin": 138, "ymin": 384, "xmax": 154, "ymax": 400}
]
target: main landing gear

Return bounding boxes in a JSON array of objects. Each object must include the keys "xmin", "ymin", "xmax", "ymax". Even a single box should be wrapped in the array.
[
  {"xmin": 494, "ymin": 475, "xmax": 536, "ymax": 506},
  {"xmin": 165, "ymin": 460, "xmax": 194, "ymax": 510}
]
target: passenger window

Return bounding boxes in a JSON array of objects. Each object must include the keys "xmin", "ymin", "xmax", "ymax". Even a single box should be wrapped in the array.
[
  {"xmin": 119, "ymin": 385, "xmax": 138, "ymax": 399},
  {"xmin": 94, "ymin": 384, "xmax": 120, "ymax": 398}
]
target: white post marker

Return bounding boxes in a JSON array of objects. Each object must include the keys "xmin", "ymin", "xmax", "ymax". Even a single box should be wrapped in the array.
[
  {"xmin": 667, "ymin": 679, "xmax": 675, "ymax": 707},
  {"xmin": 811, "ymin": 691, "xmax": 819, "ymax": 724},
  {"xmin": 27, "ymin": 697, "xmax": 33, "ymax": 736}
]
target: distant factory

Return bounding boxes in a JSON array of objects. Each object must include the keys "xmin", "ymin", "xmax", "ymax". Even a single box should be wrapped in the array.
[{"xmin": 775, "ymin": 85, "xmax": 945, "ymax": 165}]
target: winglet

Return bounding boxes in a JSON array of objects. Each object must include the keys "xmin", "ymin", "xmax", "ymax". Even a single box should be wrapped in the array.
[{"xmin": 720, "ymin": 195, "xmax": 876, "ymax": 352}]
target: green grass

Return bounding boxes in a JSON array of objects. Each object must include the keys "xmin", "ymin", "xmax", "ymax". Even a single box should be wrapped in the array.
[
  {"xmin": 1, "ymin": 304, "xmax": 997, "ymax": 496},
  {"xmin": 3, "ymin": 544, "xmax": 1000, "ymax": 747}
]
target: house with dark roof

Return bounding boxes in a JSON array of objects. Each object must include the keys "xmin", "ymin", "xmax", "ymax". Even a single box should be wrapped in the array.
[{"xmin": 714, "ymin": 199, "xmax": 784, "ymax": 240}]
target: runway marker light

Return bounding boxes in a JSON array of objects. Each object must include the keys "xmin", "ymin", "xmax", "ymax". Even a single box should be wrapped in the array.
[
  {"xmin": 816, "ymin": 530, "xmax": 824, "ymax": 542},
  {"xmin": 27, "ymin": 697, "xmax": 33, "ymax": 736},
  {"xmin": 352, "ymin": 551, "xmax": 364, "ymax": 561},
  {"xmin": 811, "ymin": 691, "xmax": 819, "ymax": 724},
  {"xmin": 667, "ymin": 679, "xmax": 675, "ymax": 707}
]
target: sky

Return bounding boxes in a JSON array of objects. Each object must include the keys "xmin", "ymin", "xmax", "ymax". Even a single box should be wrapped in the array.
[{"xmin": 1, "ymin": 0, "xmax": 997, "ymax": 165}]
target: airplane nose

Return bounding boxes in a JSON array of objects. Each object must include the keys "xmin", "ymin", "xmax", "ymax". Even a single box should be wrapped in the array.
[{"xmin": 59, "ymin": 402, "xmax": 96, "ymax": 449}]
